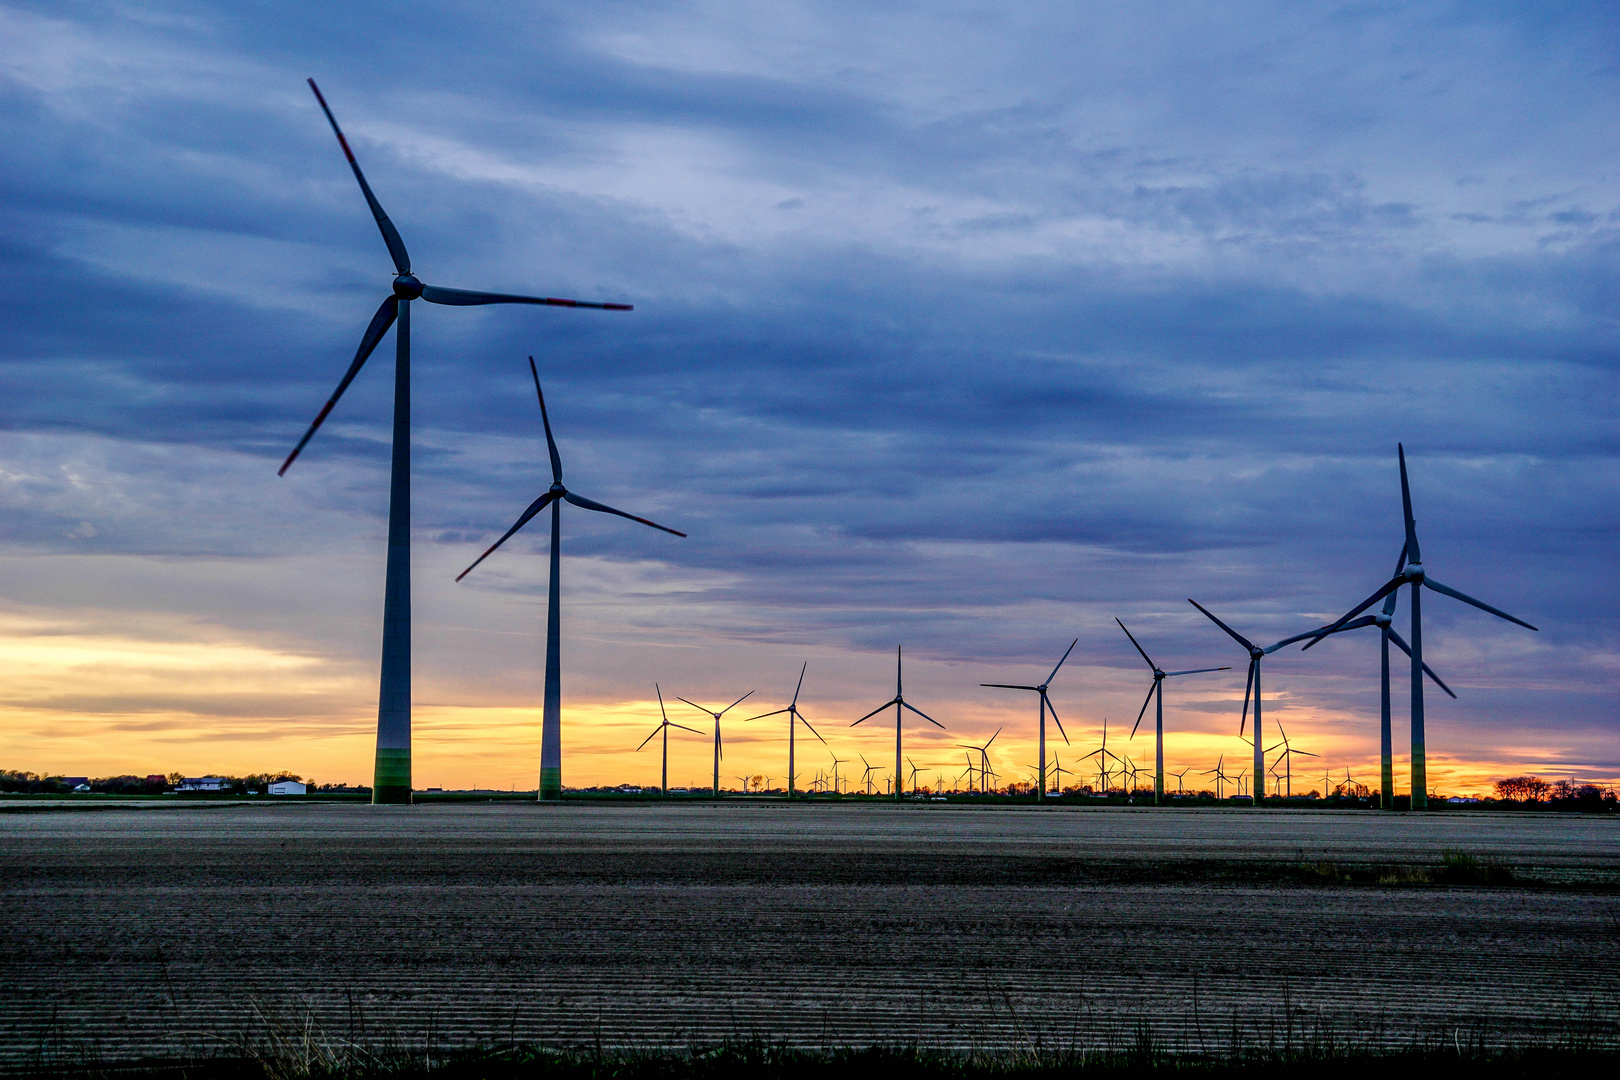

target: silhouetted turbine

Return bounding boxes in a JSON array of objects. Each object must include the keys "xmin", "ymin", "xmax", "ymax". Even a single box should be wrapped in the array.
[
  {"xmin": 981, "ymin": 638, "xmax": 1077, "ymax": 802},
  {"xmin": 852, "ymin": 646, "xmax": 946, "ymax": 802},
  {"xmin": 744, "ymin": 663, "xmax": 825, "ymax": 799},
  {"xmin": 636, "ymin": 684, "xmax": 703, "ymax": 795},
  {"xmin": 1296, "ymin": 556, "xmax": 1454, "ymax": 809},
  {"xmin": 679, "ymin": 691, "xmax": 754, "ymax": 798},
  {"xmin": 456, "ymin": 358, "xmax": 682, "ymax": 800},
  {"xmin": 283, "ymin": 81, "xmax": 631, "ymax": 804},
  {"xmin": 1303, "ymin": 445, "xmax": 1536, "ymax": 809},
  {"xmin": 1117, "ymin": 618, "xmax": 1228, "ymax": 805}
]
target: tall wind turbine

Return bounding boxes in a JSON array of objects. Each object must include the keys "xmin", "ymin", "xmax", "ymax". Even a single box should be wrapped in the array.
[
  {"xmin": 957, "ymin": 729, "xmax": 1002, "ymax": 796},
  {"xmin": 852, "ymin": 647, "xmax": 946, "ymax": 801},
  {"xmin": 636, "ymin": 684, "xmax": 703, "ymax": 796},
  {"xmin": 1304, "ymin": 445, "xmax": 1534, "ymax": 809},
  {"xmin": 456, "ymin": 359, "xmax": 683, "ymax": 800},
  {"xmin": 284, "ymin": 82, "xmax": 632, "ymax": 804},
  {"xmin": 679, "ymin": 691, "xmax": 754, "ymax": 798},
  {"xmin": 1188, "ymin": 600, "xmax": 1333, "ymax": 805},
  {"xmin": 1116, "ymin": 619, "xmax": 1229, "ymax": 805},
  {"xmin": 1295, "ymin": 549, "xmax": 1455, "ymax": 809},
  {"xmin": 980, "ymin": 639, "xmax": 1077, "ymax": 802},
  {"xmin": 744, "ymin": 663, "xmax": 824, "ymax": 799}
]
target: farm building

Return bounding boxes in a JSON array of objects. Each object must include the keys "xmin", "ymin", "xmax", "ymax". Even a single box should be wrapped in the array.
[
  {"xmin": 268, "ymin": 781, "xmax": 306, "ymax": 796},
  {"xmin": 176, "ymin": 777, "xmax": 226, "ymax": 792}
]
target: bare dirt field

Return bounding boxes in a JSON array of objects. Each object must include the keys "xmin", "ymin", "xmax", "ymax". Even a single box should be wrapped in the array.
[{"xmin": 2, "ymin": 801, "xmax": 1617, "ymax": 1065}]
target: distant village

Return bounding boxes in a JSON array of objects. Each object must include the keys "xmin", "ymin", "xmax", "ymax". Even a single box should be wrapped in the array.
[{"xmin": 0, "ymin": 770, "xmax": 366, "ymax": 796}]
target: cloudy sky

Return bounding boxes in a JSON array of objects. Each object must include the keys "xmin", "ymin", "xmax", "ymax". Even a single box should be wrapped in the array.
[{"xmin": 1, "ymin": 1, "xmax": 1615, "ymax": 793}]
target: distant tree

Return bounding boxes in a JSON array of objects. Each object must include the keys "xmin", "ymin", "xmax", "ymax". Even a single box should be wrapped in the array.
[{"xmin": 1494, "ymin": 776, "xmax": 1552, "ymax": 802}]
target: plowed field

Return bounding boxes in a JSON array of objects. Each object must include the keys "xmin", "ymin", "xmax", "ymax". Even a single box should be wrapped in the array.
[{"xmin": 2, "ymin": 802, "xmax": 1616, "ymax": 1065}]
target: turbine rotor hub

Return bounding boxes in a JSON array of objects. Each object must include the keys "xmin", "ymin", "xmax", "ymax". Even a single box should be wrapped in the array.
[
  {"xmin": 1374, "ymin": 612, "xmax": 1392, "ymax": 627},
  {"xmin": 550, "ymin": 482, "xmax": 565, "ymax": 493},
  {"xmin": 392, "ymin": 273, "xmax": 424, "ymax": 299},
  {"xmin": 1404, "ymin": 562, "xmax": 1425, "ymax": 583}
]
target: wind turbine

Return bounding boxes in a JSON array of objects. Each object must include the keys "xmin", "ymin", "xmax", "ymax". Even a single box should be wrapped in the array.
[
  {"xmin": 457, "ymin": 359, "xmax": 682, "ymax": 800},
  {"xmin": 828, "ymin": 754, "xmax": 848, "ymax": 795},
  {"xmin": 283, "ymin": 82, "xmax": 634, "ymax": 804},
  {"xmin": 1294, "ymin": 564, "xmax": 1455, "ymax": 810},
  {"xmin": 859, "ymin": 756, "xmax": 883, "ymax": 796},
  {"xmin": 1049, "ymin": 755, "xmax": 1071, "ymax": 796},
  {"xmin": 635, "ymin": 684, "xmax": 703, "ymax": 795},
  {"xmin": 1204, "ymin": 755, "xmax": 1232, "ymax": 800},
  {"xmin": 1116, "ymin": 619, "xmax": 1229, "ymax": 805},
  {"xmin": 1265, "ymin": 720, "xmax": 1317, "ymax": 798},
  {"xmin": 1303, "ymin": 447, "xmax": 1533, "ymax": 808},
  {"xmin": 678, "ymin": 691, "xmax": 754, "ymax": 798},
  {"xmin": 852, "ymin": 646, "xmax": 946, "ymax": 802},
  {"xmin": 1188, "ymin": 600, "xmax": 1341, "ymax": 805},
  {"xmin": 1171, "ymin": 767, "xmax": 1192, "ymax": 794},
  {"xmin": 1079, "ymin": 718, "xmax": 1123, "ymax": 795},
  {"xmin": 980, "ymin": 639, "xmax": 1077, "ymax": 802},
  {"xmin": 906, "ymin": 757, "xmax": 922, "ymax": 796},
  {"xmin": 957, "ymin": 729, "xmax": 1002, "ymax": 797},
  {"xmin": 744, "ymin": 663, "xmax": 825, "ymax": 799}
]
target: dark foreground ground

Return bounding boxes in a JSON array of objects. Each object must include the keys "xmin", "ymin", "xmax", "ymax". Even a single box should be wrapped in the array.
[{"xmin": 1, "ymin": 802, "xmax": 1617, "ymax": 1069}]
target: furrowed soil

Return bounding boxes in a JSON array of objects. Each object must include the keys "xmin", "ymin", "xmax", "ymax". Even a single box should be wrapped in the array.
[{"xmin": 1, "ymin": 802, "xmax": 1617, "ymax": 1066}]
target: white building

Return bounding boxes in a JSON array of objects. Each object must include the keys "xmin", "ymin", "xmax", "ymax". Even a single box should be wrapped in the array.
[
  {"xmin": 267, "ymin": 780, "xmax": 306, "ymax": 796},
  {"xmin": 176, "ymin": 777, "xmax": 226, "ymax": 791}
]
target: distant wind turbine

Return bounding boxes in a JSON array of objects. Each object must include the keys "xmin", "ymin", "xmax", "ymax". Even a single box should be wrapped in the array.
[
  {"xmin": 859, "ymin": 756, "xmax": 883, "ymax": 796},
  {"xmin": 1079, "ymin": 718, "xmax": 1123, "ymax": 794},
  {"xmin": 283, "ymin": 81, "xmax": 633, "ymax": 804},
  {"xmin": 457, "ymin": 359, "xmax": 683, "ymax": 799},
  {"xmin": 1116, "ymin": 619, "xmax": 1229, "ymax": 805},
  {"xmin": 636, "ymin": 684, "xmax": 703, "ymax": 796},
  {"xmin": 744, "ymin": 663, "xmax": 825, "ymax": 799},
  {"xmin": 679, "ymin": 691, "xmax": 754, "ymax": 798},
  {"xmin": 1265, "ymin": 720, "xmax": 1317, "ymax": 798},
  {"xmin": 852, "ymin": 647, "xmax": 946, "ymax": 802},
  {"xmin": 1205, "ymin": 755, "xmax": 1233, "ymax": 800},
  {"xmin": 981, "ymin": 639, "xmax": 1077, "ymax": 802},
  {"xmin": 1303, "ymin": 444, "xmax": 1533, "ymax": 809}
]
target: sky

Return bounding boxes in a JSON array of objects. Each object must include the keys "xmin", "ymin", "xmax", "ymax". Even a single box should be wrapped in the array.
[{"xmin": 0, "ymin": 1, "xmax": 1615, "ymax": 796}]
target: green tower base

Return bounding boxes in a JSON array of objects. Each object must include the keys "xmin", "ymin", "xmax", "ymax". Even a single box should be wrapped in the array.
[
  {"xmin": 538, "ymin": 766, "xmax": 562, "ymax": 802},
  {"xmin": 373, "ymin": 748, "xmax": 412, "ymax": 805}
]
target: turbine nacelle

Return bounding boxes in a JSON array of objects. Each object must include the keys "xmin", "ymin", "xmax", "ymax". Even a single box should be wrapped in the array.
[
  {"xmin": 392, "ymin": 273, "xmax": 424, "ymax": 300},
  {"xmin": 1403, "ymin": 562, "xmax": 1426, "ymax": 583}
]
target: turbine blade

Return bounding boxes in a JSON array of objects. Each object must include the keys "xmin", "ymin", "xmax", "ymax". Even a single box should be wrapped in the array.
[
  {"xmin": 1392, "ymin": 540, "xmax": 1410, "ymax": 582},
  {"xmin": 676, "ymin": 698, "xmax": 711, "ymax": 715},
  {"xmin": 1045, "ymin": 697, "xmax": 1070, "ymax": 744},
  {"xmin": 901, "ymin": 701, "xmax": 945, "ymax": 729},
  {"xmin": 980, "ymin": 683, "xmax": 1039, "ymax": 691},
  {"xmin": 1385, "ymin": 628, "xmax": 1459, "ymax": 698},
  {"xmin": 1398, "ymin": 443, "xmax": 1421, "ymax": 565},
  {"xmin": 525, "ymin": 357, "xmax": 564, "ymax": 485},
  {"xmin": 743, "ymin": 708, "xmax": 790, "ymax": 722},
  {"xmin": 719, "ymin": 690, "xmax": 755, "ymax": 716},
  {"xmin": 792, "ymin": 661, "xmax": 807, "ymax": 706},
  {"xmin": 1424, "ymin": 576, "xmax": 1538, "ymax": 632},
  {"xmin": 1300, "ymin": 578, "xmax": 1402, "ymax": 650},
  {"xmin": 984, "ymin": 727, "xmax": 1001, "ymax": 748},
  {"xmin": 1047, "ymin": 637, "xmax": 1080, "ymax": 684},
  {"xmin": 1239, "ymin": 659, "xmax": 1254, "ymax": 737},
  {"xmin": 307, "ymin": 79, "xmax": 410, "ymax": 274},
  {"xmin": 636, "ymin": 727, "xmax": 662, "ymax": 751},
  {"xmin": 279, "ymin": 294, "xmax": 397, "ymax": 475},
  {"xmin": 1163, "ymin": 666, "xmax": 1232, "ymax": 677},
  {"xmin": 799, "ymin": 714, "xmax": 828, "ymax": 743},
  {"xmin": 1115, "ymin": 619, "xmax": 1156, "ymax": 670},
  {"xmin": 454, "ymin": 490, "xmax": 559, "ymax": 581},
  {"xmin": 657, "ymin": 683, "xmax": 668, "ymax": 722},
  {"xmin": 1130, "ymin": 682, "xmax": 1156, "ymax": 739},
  {"xmin": 1292, "ymin": 749, "xmax": 1319, "ymax": 758},
  {"xmin": 561, "ymin": 491, "xmax": 686, "ymax": 537},
  {"xmin": 852, "ymin": 699, "xmax": 898, "ymax": 726},
  {"xmin": 420, "ymin": 284, "xmax": 631, "ymax": 310},
  {"xmin": 1271, "ymin": 617, "xmax": 1377, "ymax": 651},
  {"xmin": 1187, "ymin": 599, "xmax": 1257, "ymax": 652}
]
